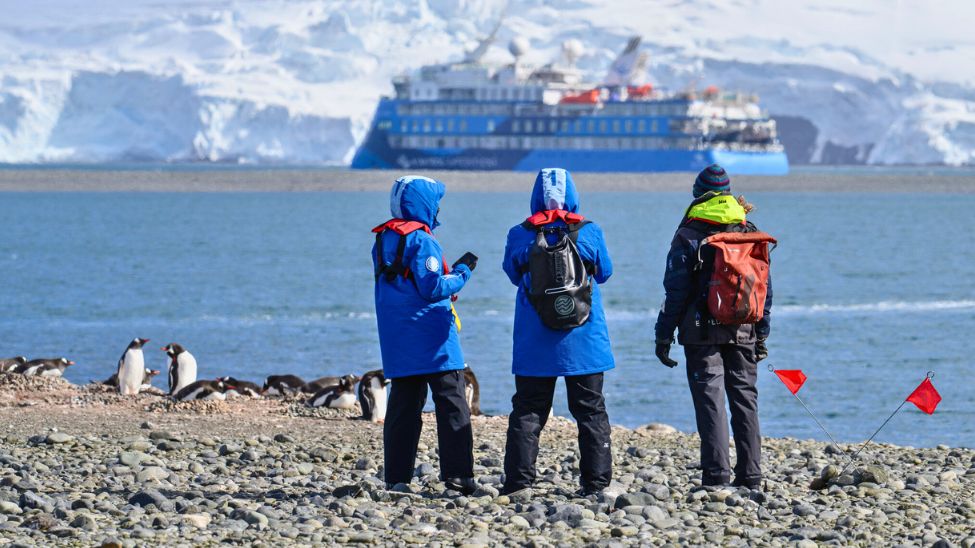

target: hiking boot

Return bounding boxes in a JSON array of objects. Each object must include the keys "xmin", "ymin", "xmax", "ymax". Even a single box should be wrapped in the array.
[{"xmin": 443, "ymin": 477, "xmax": 477, "ymax": 495}]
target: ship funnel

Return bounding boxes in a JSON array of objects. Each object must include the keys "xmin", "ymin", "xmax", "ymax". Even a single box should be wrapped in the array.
[
  {"xmin": 561, "ymin": 39, "xmax": 583, "ymax": 66},
  {"xmin": 509, "ymin": 37, "xmax": 530, "ymax": 61}
]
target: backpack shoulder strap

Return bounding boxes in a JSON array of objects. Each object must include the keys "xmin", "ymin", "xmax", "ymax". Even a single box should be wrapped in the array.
[{"xmin": 375, "ymin": 230, "xmax": 413, "ymax": 282}]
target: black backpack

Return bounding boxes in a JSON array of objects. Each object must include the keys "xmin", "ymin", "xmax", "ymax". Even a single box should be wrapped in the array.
[{"xmin": 520, "ymin": 220, "xmax": 595, "ymax": 330}]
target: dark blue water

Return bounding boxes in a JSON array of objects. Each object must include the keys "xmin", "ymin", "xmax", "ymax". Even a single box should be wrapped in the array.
[{"xmin": 1, "ymin": 190, "xmax": 972, "ymax": 447}]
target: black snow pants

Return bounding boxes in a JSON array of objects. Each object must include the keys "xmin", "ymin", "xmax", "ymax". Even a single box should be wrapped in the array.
[
  {"xmin": 684, "ymin": 343, "xmax": 761, "ymax": 487},
  {"xmin": 503, "ymin": 373, "xmax": 612, "ymax": 493},
  {"xmin": 383, "ymin": 369, "xmax": 474, "ymax": 485}
]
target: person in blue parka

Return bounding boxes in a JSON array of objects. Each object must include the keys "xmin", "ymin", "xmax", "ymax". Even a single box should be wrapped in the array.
[
  {"xmin": 372, "ymin": 175, "xmax": 478, "ymax": 495},
  {"xmin": 501, "ymin": 167, "xmax": 615, "ymax": 496}
]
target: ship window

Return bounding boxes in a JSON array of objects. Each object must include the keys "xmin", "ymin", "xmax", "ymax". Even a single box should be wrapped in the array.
[
  {"xmin": 525, "ymin": 120, "xmax": 534, "ymax": 133},
  {"xmin": 487, "ymin": 120, "xmax": 495, "ymax": 132},
  {"xmin": 435, "ymin": 120, "xmax": 444, "ymax": 132},
  {"xmin": 512, "ymin": 120, "xmax": 520, "ymax": 133},
  {"xmin": 447, "ymin": 119, "xmax": 455, "ymax": 132},
  {"xmin": 459, "ymin": 119, "xmax": 468, "ymax": 132},
  {"xmin": 423, "ymin": 120, "xmax": 431, "ymax": 133},
  {"xmin": 651, "ymin": 120, "xmax": 659, "ymax": 133},
  {"xmin": 637, "ymin": 120, "xmax": 646, "ymax": 132},
  {"xmin": 412, "ymin": 120, "xmax": 419, "ymax": 132},
  {"xmin": 400, "ymin": 121, "xmax": 408, "ymax": 132},
  {"xmin": 624, "ymin": 120, "xmax": 633, "ymax": 132},
  {"xmin": 599, "ymin": 120, "xmax": 607, "ymax": 133},
  {"xmin": 549, "ymin": 120, "xmax": 557, "ymax": 132},
  {"xmin": 612, "ymin": 120, "xmax": 620, "ymax": 133},
  {"xmin": 587, "ymin": 120, "xmax": 595, "ymax": 133},
  {"xmin": 573, "ymin": 120, "xmax": 582, "ymax": 133},
  {"xmin": 560, "ymin": 120, "xmax": 569, "ymax": 133}
]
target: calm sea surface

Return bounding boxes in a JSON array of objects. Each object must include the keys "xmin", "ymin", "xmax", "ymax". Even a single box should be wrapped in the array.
[{"xmin": 1, "ymin": 181, "xmax": 973, "ymax": 447}]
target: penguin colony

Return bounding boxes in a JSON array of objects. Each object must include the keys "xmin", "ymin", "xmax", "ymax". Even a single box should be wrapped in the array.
[{"xmin": 1, "ymin": 340, "xmax": 483, "ymax": 423}]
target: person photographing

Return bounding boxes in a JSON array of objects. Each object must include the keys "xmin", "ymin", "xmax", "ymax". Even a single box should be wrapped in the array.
[{"xmin": 372, "ymin": 175, "xmax": 478, "ymax": 495}]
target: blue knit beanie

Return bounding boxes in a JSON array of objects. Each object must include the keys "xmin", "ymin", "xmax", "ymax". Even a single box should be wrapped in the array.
[{"xmin": 693, "ymin": 164, "xmax": 731, "ymax": 197}]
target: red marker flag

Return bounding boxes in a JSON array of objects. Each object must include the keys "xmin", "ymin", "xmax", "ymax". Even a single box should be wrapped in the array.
[
  {"xmin": 774, "ymin": 369, "xmax": 807, "ymax": 395},
  {"xmin": 906, "ymin": 378, "xmax": 941, "ymax": 415}
]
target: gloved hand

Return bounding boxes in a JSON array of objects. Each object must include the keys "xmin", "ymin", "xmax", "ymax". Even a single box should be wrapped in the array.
[
  {"xmin": 755, "ymin": 338, "xmax": 768, "ymax": 362},
  {"xmin": 453, "ymin": 252, "xmax": 478, "ymax": 272},
  {"xmin": 655, "ymin": 340, "xmax": 678, "ymax": 368}
]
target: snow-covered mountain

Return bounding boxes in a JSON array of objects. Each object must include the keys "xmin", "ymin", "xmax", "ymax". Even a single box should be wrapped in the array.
[{"xmin": 1, "ymin": 0, "xmax": 973, "ymax": 166}]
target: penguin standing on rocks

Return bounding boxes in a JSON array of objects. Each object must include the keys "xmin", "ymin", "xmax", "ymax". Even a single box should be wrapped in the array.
[
  {"xmin": 0, "ymin": 357, "xmax": 27, "ymax": 373},
  {"xmin": 262, "ymin": 375, "xmax": 307, "ymax": 396},
  {"xmin": 357, "ymin": 370, "xmax": 389, "ymax": 423},
  {"xmin": 162, "ymin": 343, "xmax": 197, "ymax": 396},
  {"xmin": 219, "ymin": 377, "xmax": 262, "ymax": 398},
  {"xmin": 116, "ymin": 338, "xmax": 149, "ymax": 395},
  {"xmin": 24, "ymin": 358, "xmax": 75, "ymax": 378},
  {"xmin": 306, "ymin": 376, "xmax": 357, "ymax": 409},
  {"xmin": 100, "ymin": 368, "xmax": 159, "ymax": 389},
  {"xmin": 173, "ymin": 379, "xmax": 228, "ymax": 402},
  {"xmin": 463, "ymin": 365, "xmax": 482, "ymax": 416}
]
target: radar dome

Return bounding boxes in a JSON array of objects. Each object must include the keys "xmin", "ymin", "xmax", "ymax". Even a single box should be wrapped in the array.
[
  {"xmin": 561, "ymin": 39, "xmax": 584, "ymax": 64},
  {"xmin": 508, "ymin": 37, "xmax": 530, "ymax": 59}
]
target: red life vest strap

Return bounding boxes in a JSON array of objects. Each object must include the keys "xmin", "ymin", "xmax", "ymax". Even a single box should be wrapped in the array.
[
  {"xmin": 372, "ymin": 219, "xmax": 431, "ymax": 235},
  {"xmin": 524, "ymin": 210, "xmax": 586, "ymax": 226}
]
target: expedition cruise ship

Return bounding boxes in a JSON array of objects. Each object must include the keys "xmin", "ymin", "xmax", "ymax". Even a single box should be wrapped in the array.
[{"xmin": 352, "ymin": 34, "xmax": 788, "ymax": 174}]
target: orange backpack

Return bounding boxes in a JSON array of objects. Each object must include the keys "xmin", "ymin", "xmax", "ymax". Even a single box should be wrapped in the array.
[{"xmin": 697, "ymin": 232, "xmax": 776, "ymax": 325}]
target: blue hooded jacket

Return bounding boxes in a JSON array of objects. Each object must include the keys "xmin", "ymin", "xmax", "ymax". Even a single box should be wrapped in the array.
[
  {"xmin": 373, "ymin": 176, "xmax": 471, "ymax": 379},
  {"xmin": 502, "ymin": 168, "xmax": 615, "ymax": 377}
]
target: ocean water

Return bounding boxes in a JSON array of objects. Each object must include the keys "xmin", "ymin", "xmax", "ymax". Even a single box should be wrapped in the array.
[{"xmin": 1, "ymin": 185, "xmax": 973, "ymax": 448}]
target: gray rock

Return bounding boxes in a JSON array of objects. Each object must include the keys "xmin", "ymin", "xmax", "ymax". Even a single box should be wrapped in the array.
[
  {"xmin": 614, "ymin": 492, "xmax": 657, "ymax": 509},
  {"xmin": 414, "ymin": 463, "xmax": 435, "ymax": 477},
  {"xmin": 793, "ymin": 503, "xmax": 817, "ymax": 517},
  {"xmin": 20, "ymin": 491, "xmax": 54, "ymax": 513},
  {"xmin": 137, "ymin": 467, "xmax": 168, "ymax": 482},
  {"xmin": 332, "ymin": 485, "xmax": 365, "ymax": 499},
  {"xmin": 70, "ymin": 513, "xmax": 97, "ymax": 531},
  {"xmin": 856, "ymin": 465, "xmax": 888, "ymax": 485},
  {"xmin": 0, "ymin": 501, "xmax": 22, "ymax": 515},
  {"xmin": 46, "ymin": 432, "xmax": 74, "ymax": 444},
  {"xmin": 128, "ymin": 489, "xmax": 173, "ymax": 512}
]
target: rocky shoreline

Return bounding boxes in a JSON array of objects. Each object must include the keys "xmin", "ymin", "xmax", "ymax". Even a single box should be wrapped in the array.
[{"xmin": 1, "ymin": 375, "xmax": 973, "ymax": 546}]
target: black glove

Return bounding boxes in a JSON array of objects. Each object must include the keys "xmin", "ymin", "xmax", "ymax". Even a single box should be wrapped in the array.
[
  {"xmin": 655, "ymin": 341, "xmax": 678, "ymax": 368},
  {"xmin": 452, "ymin": 252, "xmax": 478, "ymax": 272},
  {"xmin": 755, "ymin": 338, "xmax": 768, "ymax": 362}
]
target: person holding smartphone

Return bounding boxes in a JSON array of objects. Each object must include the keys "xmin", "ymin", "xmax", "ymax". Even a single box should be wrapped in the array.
[{"xmin": 372, "ymin": 175, "xmax": 479, "ymax": 495}]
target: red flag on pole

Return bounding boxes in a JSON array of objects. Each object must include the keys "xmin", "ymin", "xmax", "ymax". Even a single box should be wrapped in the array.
[
  {"xmin": 774, "ymin": 369, "xmax": 807, "ymax": 395},
  {"xmin": 906, "ymin": 378, "xmax": 941, "ymax": 415}
]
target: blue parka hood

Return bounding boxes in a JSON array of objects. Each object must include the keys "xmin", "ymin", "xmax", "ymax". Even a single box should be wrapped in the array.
[
  {"xmin": 531, "ymin": 168, "xmax": 580, "ymax": 214},
  {"xmin": 390, "ymin": 175, "xmax": 444, "ymax": 228}
]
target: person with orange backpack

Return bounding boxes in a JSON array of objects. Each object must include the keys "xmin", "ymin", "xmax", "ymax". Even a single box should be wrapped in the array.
[
  {"xmin": 373, "ymin": 175, "xmax": 479, "ymax": 495},
  {"xmin": 654, "ymin": 164, "xmax": 775, "ymax": 489}
]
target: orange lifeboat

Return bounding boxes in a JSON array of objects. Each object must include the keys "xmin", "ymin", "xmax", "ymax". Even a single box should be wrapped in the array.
[
  {"xmin": 627, "ymin": 84, "xmax": 653, "ymax": 98},
  {"xmin": 560, "ymin": 89, "xmax": 600, "ymax": 104}
]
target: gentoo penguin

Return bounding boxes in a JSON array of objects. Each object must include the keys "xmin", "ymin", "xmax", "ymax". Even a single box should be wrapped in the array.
[
  {"xmin": 173, "ymin": 379, "xmax": 227, "ymax": 402},
  {"xmin": 357, "ymin": 370, "xmax": 389, "ymax": 423},
  {"xmin": 100, "ymin": 368, "xmax": 158, "ymax": 389},
  {"xmin": 116, "ymin": 338, "xmax": 149, "ymax": 395},
  {"xmin": 463, "ymin": 365, "xmax": 482, "ymax": 416},
  {"xmin": 218, "ymin": 377, "xmax": 262, "ymax": 398},
  {"xmin": 306, "ymin": 374, "xmax": 360, "ymax": 394},
  {"xmin": 25, "ymin": 358, "xmax": 76, "ymax": 378},
  {"xmin": 262, "ymin": 374, "xmax": 307, "ymax": 396},
  {"xmin": 0, "ymin": 357, "xmax": 27, "ymax": 373},
  {"xmin": 306, "ymin": 376, "xmax": 357, "ymax": 409},
  {"xmin": 162, "ymin": 343, "xmax": 197, "ymax": 396}
]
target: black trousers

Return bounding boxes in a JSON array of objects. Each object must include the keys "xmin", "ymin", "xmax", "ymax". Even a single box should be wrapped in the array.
[
  {"xmin": 383, "ymin": 369, "xmax": 474, "ymax": 485},
  {"xmin": 503, "ymin": 373, "xmax": 612, "ymax": 493},
  {"xmin": 684, "ymin": 343, "xmax": 761, "ymax": 486}
]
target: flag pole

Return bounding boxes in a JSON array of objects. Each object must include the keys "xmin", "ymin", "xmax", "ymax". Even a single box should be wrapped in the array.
[
  {"xmin": 837, "ymin": 371, "xmax": 935, "ymax": 478},
  {"xmin": 768, "ymin": 365, "xmax": 851, "ymax": 463}
]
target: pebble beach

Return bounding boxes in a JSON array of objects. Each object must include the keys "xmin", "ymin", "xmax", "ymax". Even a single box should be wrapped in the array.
[{"xmin": 0, "ymin": 374, "xmax": 973, "ymax": 546}]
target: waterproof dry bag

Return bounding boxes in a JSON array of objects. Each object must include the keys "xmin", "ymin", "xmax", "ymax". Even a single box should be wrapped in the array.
[
  {"xmin": 524, "ymin": 222, "xmax": 593, "ymax": 330},
  {"xmin": 698, "ymin": 231, "xmax": 776, "ymax": 325}
]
